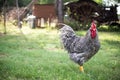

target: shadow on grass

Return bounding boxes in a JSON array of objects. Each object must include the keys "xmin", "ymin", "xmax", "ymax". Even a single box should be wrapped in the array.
[
  {"xmin": 104, "ymin": 39, "xmax": 120, "ymax": 46},
  {"xmin": 103, "ymin": 39, "xmax": 120, "ymax": 59}
]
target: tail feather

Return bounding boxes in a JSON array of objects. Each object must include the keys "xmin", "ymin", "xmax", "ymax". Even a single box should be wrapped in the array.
[{"xmin": 57, "ymin": 23, "xmax": 69, "ymax": 27}]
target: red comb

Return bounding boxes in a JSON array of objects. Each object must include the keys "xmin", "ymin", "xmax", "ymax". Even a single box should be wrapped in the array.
[
  {"xmin": 91, "ymin": 21, "xmax": 96, "ymax": 29},
  {"xmin": 90, "ymin": 21, "xmax": 96, "ymax": 39}
]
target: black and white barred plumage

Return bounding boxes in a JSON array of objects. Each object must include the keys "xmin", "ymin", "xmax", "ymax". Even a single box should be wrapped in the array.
[{"xmin": 59, "ymin": 24, "xmax": 100, "ymax": 66}]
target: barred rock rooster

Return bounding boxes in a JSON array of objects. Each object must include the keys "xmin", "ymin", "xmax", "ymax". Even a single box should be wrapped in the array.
[{"xmin": 59, "ymin": 21, "xmax": 100, "ymax": 72}]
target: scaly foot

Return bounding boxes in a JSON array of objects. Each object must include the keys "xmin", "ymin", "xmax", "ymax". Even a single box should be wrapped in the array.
[{"xmin": 79, "ymin": 66, "xmax": 84, "ymax": 72}]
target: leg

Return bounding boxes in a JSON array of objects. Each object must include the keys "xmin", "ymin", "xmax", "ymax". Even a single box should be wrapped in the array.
[
  {"xmin": 79, "ymin": 57, "xmax": 85, "ymax": 72},
  {"xmin": 69, "ymin": 53, "xmax": 85, "ymax": 72}
]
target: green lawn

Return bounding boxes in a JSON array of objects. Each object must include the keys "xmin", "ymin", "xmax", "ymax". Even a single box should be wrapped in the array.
[{"xmin": 0, "ymin": 25, "xmax": 120, "ymax": 80}]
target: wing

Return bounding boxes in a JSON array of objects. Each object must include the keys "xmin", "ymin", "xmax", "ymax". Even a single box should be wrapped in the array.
[
  {"xmin": 68, "ymin": 36, "xmax": 92, "ymax": 65},
  {"xmin": 69, "ymin": 36, "xmax": 88, "ymax": 53}
]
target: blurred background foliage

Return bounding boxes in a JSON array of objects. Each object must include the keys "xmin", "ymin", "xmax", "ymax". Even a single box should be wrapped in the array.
[
  {"xmin": 0, "ymin": 0, "xmax": 103, "ymax": 7},
  {"xmin": 0, "ymin": 0, "xmax": 119, "ymax": 31}
]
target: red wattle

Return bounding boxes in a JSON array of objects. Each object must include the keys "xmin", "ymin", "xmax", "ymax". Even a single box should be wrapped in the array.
[{"xmin": 91, "ymin": 30, "xmax": 96, "ymax": 39}]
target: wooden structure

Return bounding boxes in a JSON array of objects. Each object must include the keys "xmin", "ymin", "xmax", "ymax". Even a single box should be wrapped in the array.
[
  {"xmin": 33, "ymin": 4, "xmax": 57, "ymax": 27},
  {"xmin": 65, "ymin": 0, "xmax": 119, "ymax": 25}
]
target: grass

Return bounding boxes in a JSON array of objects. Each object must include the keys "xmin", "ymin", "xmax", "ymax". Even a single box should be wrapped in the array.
[{"xmin": 0, "ymin": 23, "xmax": 120, "ymax": 80}]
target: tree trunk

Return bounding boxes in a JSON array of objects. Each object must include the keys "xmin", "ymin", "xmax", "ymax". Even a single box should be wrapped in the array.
[
  {"xmin": 3, "ymin": 0, "xmax": 7, "ymax": 34},
  {"xmin": 55, "ymin": 0, "xmax": 64, "ymax": 23}
]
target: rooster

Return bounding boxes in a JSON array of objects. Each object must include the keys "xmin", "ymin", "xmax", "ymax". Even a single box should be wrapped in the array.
[{"xmin": 59, "ymin": 21, "xmax": 100, "ymax": 72}]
